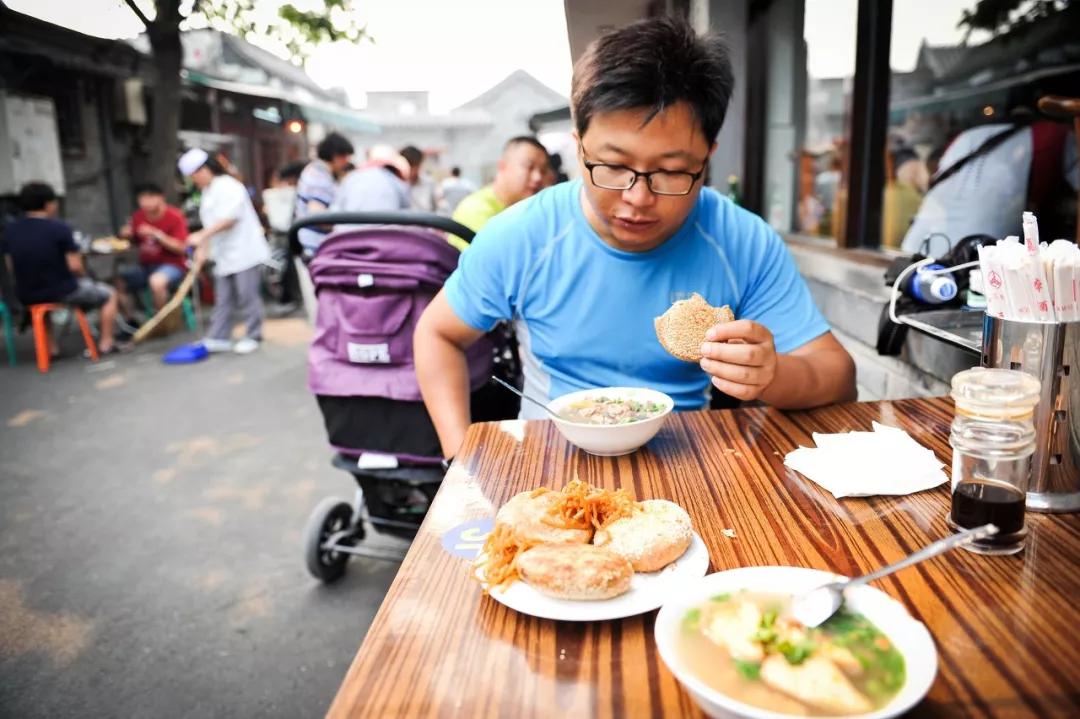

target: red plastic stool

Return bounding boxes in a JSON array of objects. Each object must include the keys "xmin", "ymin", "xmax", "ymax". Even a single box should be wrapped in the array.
[{"xmin": 29, "ymin": 303, "xmax": 98, "ymax": 373}]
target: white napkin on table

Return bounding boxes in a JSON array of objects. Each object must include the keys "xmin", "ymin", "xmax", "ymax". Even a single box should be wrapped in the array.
[{"xmin": 783, "ymin": 422, "xmax": 948, "ymax": 499}]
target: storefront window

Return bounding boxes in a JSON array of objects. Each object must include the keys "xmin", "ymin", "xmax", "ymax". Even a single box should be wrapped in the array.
[
  {"xmin": 761, "ymin": 0, "xmax": 857, "ymax": 244},
  {"xmin": 884, "ymin": 0, "xmax": 1080, "ymax": 252}
]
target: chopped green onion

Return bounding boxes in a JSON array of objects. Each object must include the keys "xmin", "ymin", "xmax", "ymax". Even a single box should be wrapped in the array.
[{"xmin": 733, "ymin": 659, "xmax": 761, "ymax": 681}]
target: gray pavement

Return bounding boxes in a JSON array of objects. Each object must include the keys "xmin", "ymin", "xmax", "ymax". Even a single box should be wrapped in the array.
[{"xmin": 0, "ymin": 317, "xmax": 404, "ymax": 718}]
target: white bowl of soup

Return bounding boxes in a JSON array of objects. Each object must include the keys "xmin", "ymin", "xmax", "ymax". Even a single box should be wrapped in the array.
[
  {"xmin": 548, "ymin": 387, "xmax": 674, "ymax": 456},
  {"xmin": 654, "ymin": 566, "xmax": 937, "ymax": 719}
]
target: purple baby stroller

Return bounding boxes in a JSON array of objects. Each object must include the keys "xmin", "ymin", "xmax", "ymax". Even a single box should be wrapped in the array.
[{"xmin": 289, "ymin": 211, "xmax": 512, "ymax": 582}]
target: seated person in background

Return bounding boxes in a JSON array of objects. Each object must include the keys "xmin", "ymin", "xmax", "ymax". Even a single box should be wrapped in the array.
[
  {"xmin": 401, "ymin": 145, "xmax": 438, "ymax": 212},
  {"xmin": 295, "ymin": 132, "xmax": 354, "ymax": 255},
  {"xmin": 415, "ymin": 18, "xmax": 856, "ymax": 459},
  {"xmin": 330, "ymin": 145, "xmax": 413, "ymax": 218},
  {"xmin": 262, "ymin": 162, "xmax": 304, "ymax": 236},
  {"xmin": 437, "ymin": 166, "xmax": 476, "ymax": 216},
  {"xmin": 4, "ymin": 182, "xmax": 120, "ymax": 354},
  {"xmin": 881, "ymin": 142, "xmax": 927, "ymax": 249},
  {"xmin": 448, "ymin": 136, "xmax": 550, "ymax": 250},
  {"xmin": 901, "ymin": 112, "xmax": 1077, "ymax": 252},
  {"xmin": 117, "ymin": 182, "xmax": 189, "ymax": 318}
]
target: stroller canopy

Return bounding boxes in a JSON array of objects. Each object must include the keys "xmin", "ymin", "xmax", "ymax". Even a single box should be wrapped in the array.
[{"xmin": 307, "ymin": 225, "xmax": 492, "ymax": 401}]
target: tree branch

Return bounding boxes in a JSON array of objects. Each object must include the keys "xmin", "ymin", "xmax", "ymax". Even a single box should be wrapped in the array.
[{"xmin": 122, "ymin": 0, "xmax": 153, "ymax": 29}]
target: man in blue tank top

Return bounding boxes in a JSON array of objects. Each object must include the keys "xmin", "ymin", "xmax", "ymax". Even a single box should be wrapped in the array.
[{"xmin": 415, "ymin": 17, "xmax": 856, "ymax": 458}]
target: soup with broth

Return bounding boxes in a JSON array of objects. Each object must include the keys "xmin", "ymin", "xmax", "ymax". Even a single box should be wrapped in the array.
[
  {"xmin": 677, "ymin": 592, "xmax": 905, "ymax": 715},
  {"xmin": 560, "ymin": 397, "xmax": 665, "ymax": 425}
]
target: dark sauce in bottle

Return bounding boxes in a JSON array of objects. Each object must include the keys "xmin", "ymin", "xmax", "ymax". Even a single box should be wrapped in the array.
[{"xmin": 951, "ymin": 479, "xmax": 1026, "ymax": 542}]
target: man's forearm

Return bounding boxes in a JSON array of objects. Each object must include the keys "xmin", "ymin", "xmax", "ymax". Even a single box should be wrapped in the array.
[
  {"xmin": 157, "ymin": 233, "xmax": 187, "ymax": 254},
  {"xmin": 415, "ymin": 330, "xmax": 473, "ymax": 458},
  {"xmin": 761, "ymin": 349, "xmax": 857, "ymax": 409}
]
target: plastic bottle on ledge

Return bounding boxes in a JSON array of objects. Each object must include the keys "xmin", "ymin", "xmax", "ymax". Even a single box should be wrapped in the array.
[{"xmin": 906, "ymin": 264, "xmax": 958, "ymax": 304}]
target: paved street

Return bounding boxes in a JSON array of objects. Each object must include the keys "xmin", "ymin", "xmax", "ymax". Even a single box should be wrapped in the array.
[{"xmin": 0, "ymin": 318, "xmax": 403, "ymax": 718}]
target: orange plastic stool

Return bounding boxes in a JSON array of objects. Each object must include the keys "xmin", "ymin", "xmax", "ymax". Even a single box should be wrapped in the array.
[{"xmin": 29, "ymin": 303, "xmax": 99, "ymax": 373}]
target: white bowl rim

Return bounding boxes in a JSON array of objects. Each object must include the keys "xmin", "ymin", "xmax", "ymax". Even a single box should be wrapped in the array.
[
  {"xmin": 547, "ymin": 386, "xmax": 675, "ymax": 429},
  {"xmin": 654, "ymin": 566, "xmax": 938, "ymax": 719}
]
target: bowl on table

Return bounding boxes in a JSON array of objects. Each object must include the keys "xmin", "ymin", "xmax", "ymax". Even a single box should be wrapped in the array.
[
  {"xmin": 548, "ymin": 387, "xmax": 674, "ymax": 456},
  {"xmin": 654, "ymin": 566, "xmax": 938, "ymax": 719}
]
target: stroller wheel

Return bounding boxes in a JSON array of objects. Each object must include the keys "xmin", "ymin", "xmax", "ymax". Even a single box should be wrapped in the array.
[{"xmin": 304, "ymin": 497, "xmax": 357, "ymax": 583}]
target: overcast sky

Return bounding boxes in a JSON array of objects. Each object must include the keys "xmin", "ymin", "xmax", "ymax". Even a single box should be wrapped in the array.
[
  {"xmin": 806, "ymin": 0, "xmax": 986, "ymax": 78},
  {"xmin": 7, "ymin": 0, "xmax": 573, "ymax": 113},
  {"xmin": 10, "ymin": 0, "xmax": 984, "ymax": 98}
]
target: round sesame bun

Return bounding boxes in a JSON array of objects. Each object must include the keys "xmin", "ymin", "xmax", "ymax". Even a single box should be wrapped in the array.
[
  {"xmin": 516, "ymin": 544, "xmax": 633, "ymax": 600},
  {"xmin": 593, "ymin": 499, "xmax": 693, "ymax": 572},
  {"xmin": 655, "ymin": 293, "xmax": 735, "ymax": 362},
  {"xmin": 495, "ymin": 491, "xmax": 593, "ymax": 545}
]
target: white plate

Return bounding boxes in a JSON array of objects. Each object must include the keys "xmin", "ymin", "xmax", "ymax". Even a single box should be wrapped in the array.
[
  {"xmin": 654, "ymin": 566, "xmax": 938, "ymax": 719},
  {"xmin": 480, "ymin": 532, "xmax": 710, "ymax": 621}
]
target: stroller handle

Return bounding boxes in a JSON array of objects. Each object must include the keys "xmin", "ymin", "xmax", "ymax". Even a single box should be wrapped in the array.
[{"xmin": 287, "ymin": 211, "xmax": 477, "ymax": 252}]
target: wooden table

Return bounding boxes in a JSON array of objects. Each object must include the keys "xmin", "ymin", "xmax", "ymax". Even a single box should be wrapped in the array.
[{"xmin": 327, "ymin": 398, "xmax": 1080, "ymax": 718}]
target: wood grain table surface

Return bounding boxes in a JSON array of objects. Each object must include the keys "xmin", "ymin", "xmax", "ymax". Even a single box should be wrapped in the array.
[{"xmin": 327, "ymin": 397, "xmax": 1080, "ymax": 718}]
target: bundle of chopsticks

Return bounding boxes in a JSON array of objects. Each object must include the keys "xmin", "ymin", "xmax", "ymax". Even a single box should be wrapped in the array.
[{"xmin": 978, "ymin": 212, "xmax": 1080, "ymax": 322}]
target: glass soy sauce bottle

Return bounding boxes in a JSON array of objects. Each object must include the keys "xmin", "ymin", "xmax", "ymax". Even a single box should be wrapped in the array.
[{"xmin": 948, "ymin": 368, "xmax": 1041, "ymax": 555}]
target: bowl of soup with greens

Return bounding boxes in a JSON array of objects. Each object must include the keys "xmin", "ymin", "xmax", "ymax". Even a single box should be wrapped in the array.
[
  {"xmin": 548, "ymin": 388, "xmax": 674, "ymax": 456},
  {"xmin": 654, "ymin": 567, "xmax": 937, "ymax": 718}
]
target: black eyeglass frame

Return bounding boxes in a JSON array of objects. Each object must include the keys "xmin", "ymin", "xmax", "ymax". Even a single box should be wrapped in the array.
[{"xmin": 580, "ymin": 150, "xmax": 708, "ymax": 196}]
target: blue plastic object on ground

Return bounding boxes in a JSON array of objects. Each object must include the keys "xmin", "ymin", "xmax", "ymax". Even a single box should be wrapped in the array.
[{"xmin": 162, "ymin": 342, "xmax": 209, "ymax": 364}]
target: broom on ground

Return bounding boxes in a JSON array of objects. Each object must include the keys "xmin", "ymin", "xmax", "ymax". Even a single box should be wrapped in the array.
[{"xmin": 132, "ymin": 257, "xmax": 206, "ymax": 344}]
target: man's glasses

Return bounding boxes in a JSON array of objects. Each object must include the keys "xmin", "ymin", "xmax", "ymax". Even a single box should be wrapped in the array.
[{"xmin": 581, "ymin": 150, "xmax": 707, "ymax": 196}]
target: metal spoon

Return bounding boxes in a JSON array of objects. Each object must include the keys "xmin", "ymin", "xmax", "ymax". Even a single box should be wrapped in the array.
[
  {"xmin": 491, "ymin": 376, "xmax": 562, "ymax": 420},
  {"xmin": 791, "ymin": 523, "xmax": 999, "ymax": 628}
]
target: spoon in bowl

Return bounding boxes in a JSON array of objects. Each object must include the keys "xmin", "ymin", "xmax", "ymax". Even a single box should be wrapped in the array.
[
  {"xmin": 491, "ymin": 376, "xmax": 562, "ymax": 420},
  {"xmin": 791, "ymin": 523, "xmax": 999, "ymax": 628}
]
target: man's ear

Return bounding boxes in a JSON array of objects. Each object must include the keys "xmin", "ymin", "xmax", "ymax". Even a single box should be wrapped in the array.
[{"xmin": 708, "ymin": 141, "xmax": 718, "ymax": 158}]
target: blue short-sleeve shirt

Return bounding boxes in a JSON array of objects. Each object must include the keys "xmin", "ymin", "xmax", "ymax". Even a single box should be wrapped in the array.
[{"xmin": 444, "ymin": 180, "xmax": 830, "ymax": 417}]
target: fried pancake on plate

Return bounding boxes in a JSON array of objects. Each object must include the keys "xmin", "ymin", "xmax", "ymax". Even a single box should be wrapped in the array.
[
  {"xmin": 593, "ymin": 499, "xmax": 692, "ymax": 572},
  {"xmin": 654, "ymin": 293, "xmax": 735, "ymax": 362},
  {"xmin": 516, "ymin": 544, "xmax": 633, "ymax": 600},
  {"xmin": 495, "ymin": 491, "xmax": 593, "ymax": 545}
]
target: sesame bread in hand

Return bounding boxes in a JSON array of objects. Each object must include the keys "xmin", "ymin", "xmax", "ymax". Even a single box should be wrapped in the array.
[{"xmin": 654, "ymin": 293, "xmax": 735, "ymax": 362}]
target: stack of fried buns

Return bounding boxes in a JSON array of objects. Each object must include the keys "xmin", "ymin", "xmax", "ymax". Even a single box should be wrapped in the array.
[{"xmin": 475, "ymin": 481, "xmax": 693, "ymax": 601}]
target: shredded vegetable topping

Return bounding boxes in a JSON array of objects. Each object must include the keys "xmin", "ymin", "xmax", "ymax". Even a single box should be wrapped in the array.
[
  {"xmin": 543, "ymin": 479, "xmax": 640, "ymax": 530},
  {"xmin": 473, "ymin": 522, "xmax": 536, "ymax": 592},
  {"xmin": 473, "ymin": 481, "xmax": 642, "ymax": 593}
]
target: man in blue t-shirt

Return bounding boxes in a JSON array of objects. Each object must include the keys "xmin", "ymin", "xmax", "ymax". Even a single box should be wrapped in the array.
[
  {"xmin": 4, "ymin": 182, "xmax": 120, "ymax": 355},
  {"xmin": 415, "ymin": 17, "xmax": 856, "ymax": 458}
]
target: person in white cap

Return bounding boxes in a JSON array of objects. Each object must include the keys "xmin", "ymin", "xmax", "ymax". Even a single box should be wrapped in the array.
[
  {"xmin": 328, "ymin": 144, "xmax": 412, "ymax": 223},
  {"xmin": 178, "ymin": 148, "xmax": 270, "ymax": 355}
]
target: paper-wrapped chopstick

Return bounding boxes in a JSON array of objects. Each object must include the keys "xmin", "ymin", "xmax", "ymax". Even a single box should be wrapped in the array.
[
  {"xmin": 1022, "ymin": 213, "xmax": 1054, "ymax": 321},
  {"xmin": 976, "ymin": 213, "xmax": 1080, "ymax": 324}
]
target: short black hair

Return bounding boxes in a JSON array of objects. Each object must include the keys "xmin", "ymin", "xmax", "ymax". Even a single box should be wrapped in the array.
[
  {"xmin": 202, "ymin": 155, "xmax": 226, "ymax": 176},
  {"xmin": 504, "ymin": 136, "xmax": 548, "ymax": 156},
  {"xmin": 18, "ymin": 182, "xmax": 58, "ymax": 212},
  {"xmin": 317, "ymin": 132, "xmax": 354, "ymax": 162},
  {"xmin": 571, "ymin": 16, "xmax": 734, "ymax": 143},
  {"xmin": 279, "ymin": 160, "xmax": 307, "ymax": 182},
  {"xmin": 450, "ymin": 166, "xmax": 461, "ymax": 177},
  {"xmin": 399, "ymin": 145, "xmax": 423, "ymax": 168},
  {"xmin": 134, "ymin": 182, "xmax": 164, "ymax": 198}
]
